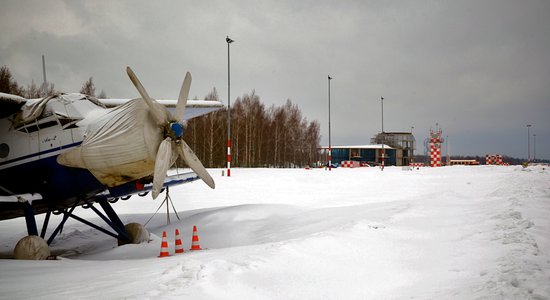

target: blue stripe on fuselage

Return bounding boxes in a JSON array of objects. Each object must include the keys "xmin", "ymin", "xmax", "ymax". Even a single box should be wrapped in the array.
[
  {"xmin": 0, "ymin": 152, "xmax": 104, "ymax": 205},
  {"xmin": 0, "ymin": 141, "xmax": 82, "ymax": 168}
]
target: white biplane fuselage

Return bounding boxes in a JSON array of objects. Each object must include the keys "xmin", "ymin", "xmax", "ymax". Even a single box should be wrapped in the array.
[
  {"xmin": 1, "ymin": 93, "xmax": 222, "ymax": 219},
  {"xmin": 0, "ymin": 68, "xmax": 223, "ymax": 254},
  {"xmin": 1, "ymin": 94, "xmax": 115, "ymax": 219}
]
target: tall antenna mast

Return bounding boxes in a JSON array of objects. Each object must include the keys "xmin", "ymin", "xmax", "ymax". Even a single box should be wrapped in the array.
[{"xmin": 41, "ymin": 55, "xmax": 48, "ymax": 94}]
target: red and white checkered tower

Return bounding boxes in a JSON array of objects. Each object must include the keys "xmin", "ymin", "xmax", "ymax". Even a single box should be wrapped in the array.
[
  {"xmin": 429, "ymin": 127, "xmax": 443, "ymax": 167},
  {"xmin": 485, "ymin": 154, "xmax": 503, "ymax": 165}
]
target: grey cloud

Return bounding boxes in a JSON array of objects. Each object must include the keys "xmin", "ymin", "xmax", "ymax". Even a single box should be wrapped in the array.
[{"xmin": 1, "ymin": 0, "xmax": 549, "ymax": 159}]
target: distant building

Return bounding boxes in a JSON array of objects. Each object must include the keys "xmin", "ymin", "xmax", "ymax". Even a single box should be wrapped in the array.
[
  {"xmin": 318, "ymin": 132, "xmax": 415, "ymax": 167},
  {"xmin": 320, "ymin": 144, "xmax": 396, "ymax": 166},
  {"xmin": 449, "ymin": 160, "xmax": 479, "ymax": 166},
  {"xmin": 371, "ymin": 132, "xmax": 416, "ymax": 166}
]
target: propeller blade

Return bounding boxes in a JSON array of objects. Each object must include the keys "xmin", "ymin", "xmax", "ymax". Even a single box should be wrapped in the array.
[
  {"xmin": 174, "ymin": 72, "xmax": 191, "ymax": 121},
  {"xmin": 177, "ymin": 141, "xmax": 215, "ymax": 189},
  {"xmin": 126, "ymin": 66, "xmax": 166, "ymax": 125},
  {"xmin": 152, "ymin": 138, "xmax": 173, "ymax": 199}
]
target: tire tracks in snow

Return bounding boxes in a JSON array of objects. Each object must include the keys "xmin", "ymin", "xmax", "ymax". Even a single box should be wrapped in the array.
[{"xmin": 477, "ymin": 169, "xmax": 550, "ymax": 299}]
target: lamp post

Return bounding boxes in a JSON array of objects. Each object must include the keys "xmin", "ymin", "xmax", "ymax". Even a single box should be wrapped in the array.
[
  {"xmin": 409, "ymin": 126, "xmax": 414, "ymax": 163},
  {"xmin": 381, "ymin": 96, "xmax": 384, "ymax": 171},
  {"xmin": 533, "ymin": 133, "xmax": 537, "ymax": 161},
  {"xmin": 527, "ymin": 124, "xmax": 531, "ymax": 161},
  {"xmin": 226, "ymin": 36, "xmax": 234, "ymax": 176},
  {"xmin": 328, "ymin": 75, "xmax": 332, "ymax": 171},
  {"xmin": 41, "ymin": 55, "xmax": 47, "ymax": 95}
]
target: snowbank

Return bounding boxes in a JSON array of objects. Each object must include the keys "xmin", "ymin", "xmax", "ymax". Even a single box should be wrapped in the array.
[{"xmin": 1, "ymin": 166, "xmax": 549, "ymax": 299}]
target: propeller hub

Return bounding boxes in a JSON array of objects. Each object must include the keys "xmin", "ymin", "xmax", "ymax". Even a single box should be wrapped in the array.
[{"xmin": 169, "ymin": 122, "xmax": 184, "ymax": 139}]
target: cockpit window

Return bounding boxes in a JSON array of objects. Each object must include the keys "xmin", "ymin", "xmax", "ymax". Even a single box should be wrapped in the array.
[
  {"xmin": 38, "ymin": 120, "xmax": 59, "ymax": 130},
  {"xmin": 15, "ymin": 116, "xmax": 61, "ymax": 133},
  {"xmin": 57, "ymin": 115, "xmax": 80, "ymax": 129}
]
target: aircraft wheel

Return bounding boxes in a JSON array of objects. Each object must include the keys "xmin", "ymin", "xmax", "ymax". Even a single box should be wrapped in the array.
[
  {"xmin": 13, "ymin": 235, "xmax": 51, "ymax": 260},
  {"xmin": 118, "ymin": 223, "xmax": 150, "ymax": 246}
]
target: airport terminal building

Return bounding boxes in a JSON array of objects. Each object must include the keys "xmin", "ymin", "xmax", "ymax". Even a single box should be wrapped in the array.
[
  {"xmin": 320, "ymin": 132, "xmax": 415, "ymax": 166},
  {"xmin": 320, "ymin": 144, "xmax": 396, "ymax": 166}
]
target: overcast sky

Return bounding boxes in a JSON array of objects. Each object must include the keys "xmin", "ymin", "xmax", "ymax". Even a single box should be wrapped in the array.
[{"xmin": 1, "ymin": 0, "xmax": 549, "ymax": 160}]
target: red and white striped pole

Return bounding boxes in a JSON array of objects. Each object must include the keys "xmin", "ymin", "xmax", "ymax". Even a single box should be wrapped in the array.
[
  {"xmin": 328, "ymin": 146, "xmax": 332, "ymax": 171},
  {"xmin": 226, "ymin": 36, "xmax": 234, "ymax": 177},
  {"xmin": 381, "ymin": 148, "xmax": 385, "ymax": 170},
  {"xmin": 227, "ymin": 138, "xmax": 231, "ymax": 176}
]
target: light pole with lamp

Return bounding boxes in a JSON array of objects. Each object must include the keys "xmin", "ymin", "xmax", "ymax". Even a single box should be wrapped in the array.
[
  {"xmin": 410, "ymin": 126, "xmax": 414, "ymax": 163},
  {"xmin": 226, "ymin": 36, "xmax": 234, "ymax": 176},
  {"xmin": 533, "ymin": 133, "xmax": 537, "ymax": 161},
  {"xmin": 527, "ymin": 124, "xmax": 532, "ymax": 162},
  {"xmin": 328, "ymin": 75, "xmax": 332, "ymax": 171},
  {"xmin": 380, "ymin": 96, "xmax": 385, "ymax": 171}
]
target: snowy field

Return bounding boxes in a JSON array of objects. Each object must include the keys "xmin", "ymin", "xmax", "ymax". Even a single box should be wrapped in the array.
[{"xmin": 1, "ymin": 165, "xmax": 549, "ymax": 299}]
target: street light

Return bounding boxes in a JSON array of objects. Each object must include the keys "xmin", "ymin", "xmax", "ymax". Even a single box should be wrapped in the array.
[
  {"xmin": 410, "ymin": 126, "xmax": 415, "ymax": 163},
  {"xmin": 533, "ymin": 133, "xmax": 537, "ymax": 161},
  {"xmin": 226, "ymin": 36, "xmax": 234, "ymax": 176},
  {"xmin": 381, "ymin": 96, "xmax": 384, "ymax": 171},
  {"xmin": 527, "ymin": 124, "xmax": 532, "ymax": 161},
  {"xmin": 328, "ymin": 75, "xmax": 332, "ymax": 171}
]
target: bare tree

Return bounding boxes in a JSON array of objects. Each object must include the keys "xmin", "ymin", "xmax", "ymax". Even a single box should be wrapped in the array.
[
  {"xmin": 25, "ymin": 80, "xmax": 41, "ymax": 99},
  {"xmin": 0, "ymin": 65, "xmax": 24, "ymax": 96},
  {"xmin": 25, "ymin": 80, "xmax": 58, "ymax": 98},
  {"xmin": 44, "ymin": 82, "xmax": 57, "ymax": 97},
  {"xmin": 80, "ymin": 77, "xmax": 96, "ymax": 97}
]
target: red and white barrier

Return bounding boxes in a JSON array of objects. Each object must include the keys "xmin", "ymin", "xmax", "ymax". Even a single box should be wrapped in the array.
[
  {"xmin": 486, "ymin": 154, "xmax": 505, "ymax": 165},
  {"xmin": 341, "ymin": 161, "xmax": 360, "ymax": 168}
]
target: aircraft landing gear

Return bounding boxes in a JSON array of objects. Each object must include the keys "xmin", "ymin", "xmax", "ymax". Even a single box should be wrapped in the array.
[
  {"xmin": 13, "ymin": 196, "xmax": 150, "ymax": 259},
  {"xmin": 13, "ymin": 201, "xmax": 52, "ymax": 259},
  {"xmin": 118, "ymin": 223, "xmax": 150, "ymax": 246},
  {"xmin": 13, "ymin": 235, "xmax": 50, "ymax": 260}
]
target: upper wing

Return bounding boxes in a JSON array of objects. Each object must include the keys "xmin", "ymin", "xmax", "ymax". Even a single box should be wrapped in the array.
[
  {"xmin": 99, "ymin": 98, "xmax": 224, "ymax": 120},
  {"xmin": 0, "ymin": 92, "xmax": 27, "ymax": 118}
]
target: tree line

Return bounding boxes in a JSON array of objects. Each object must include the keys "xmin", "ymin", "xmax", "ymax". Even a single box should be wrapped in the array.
[
  {"xmin": 0, "ymin": 65, "xmax": 106, "ymax": 98},
  {"xmin": 184, "ymin": 88, "xmax": 321, "ymax": 168},
  {"xmin": 1, "ymin": 65, "xmax": 322, "ymax": 168}
]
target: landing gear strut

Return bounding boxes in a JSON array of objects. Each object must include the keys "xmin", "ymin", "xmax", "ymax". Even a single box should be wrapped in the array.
[
  {"xmin": 15, "ymin": 201, "xmax": 50, "ymax": 260},
  {"xmin": 15, "ymin": 196, "xmax": 149, "ymax": 259}
]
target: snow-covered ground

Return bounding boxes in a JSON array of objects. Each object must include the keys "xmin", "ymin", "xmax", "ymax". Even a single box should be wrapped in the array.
[{"xmin": 1, "ymin": 166, "xmax": 549, "ymax": 299}]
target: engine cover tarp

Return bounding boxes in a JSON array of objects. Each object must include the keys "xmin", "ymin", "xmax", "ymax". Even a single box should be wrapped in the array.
[{"xmin": 58, "ymin": 99, "xmax": 163, "ymax": 187}]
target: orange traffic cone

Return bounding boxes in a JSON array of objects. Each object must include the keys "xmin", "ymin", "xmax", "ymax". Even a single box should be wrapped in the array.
[
  {"xmin": 158, "ymin": 231, "xmax": 170, "ymax": 257},
  {"xmin": 175, "ymin": 229, "xmax": 184, "ymax": 254},
  {"xmin": 189, "ymin": 225, "xmax": 202, "ymax": 251}
]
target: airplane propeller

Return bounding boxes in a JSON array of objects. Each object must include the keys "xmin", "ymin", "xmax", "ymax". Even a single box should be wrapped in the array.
[{"xmin": 126, "ymin": 67, "xmax": 215, "ymax": 199}]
